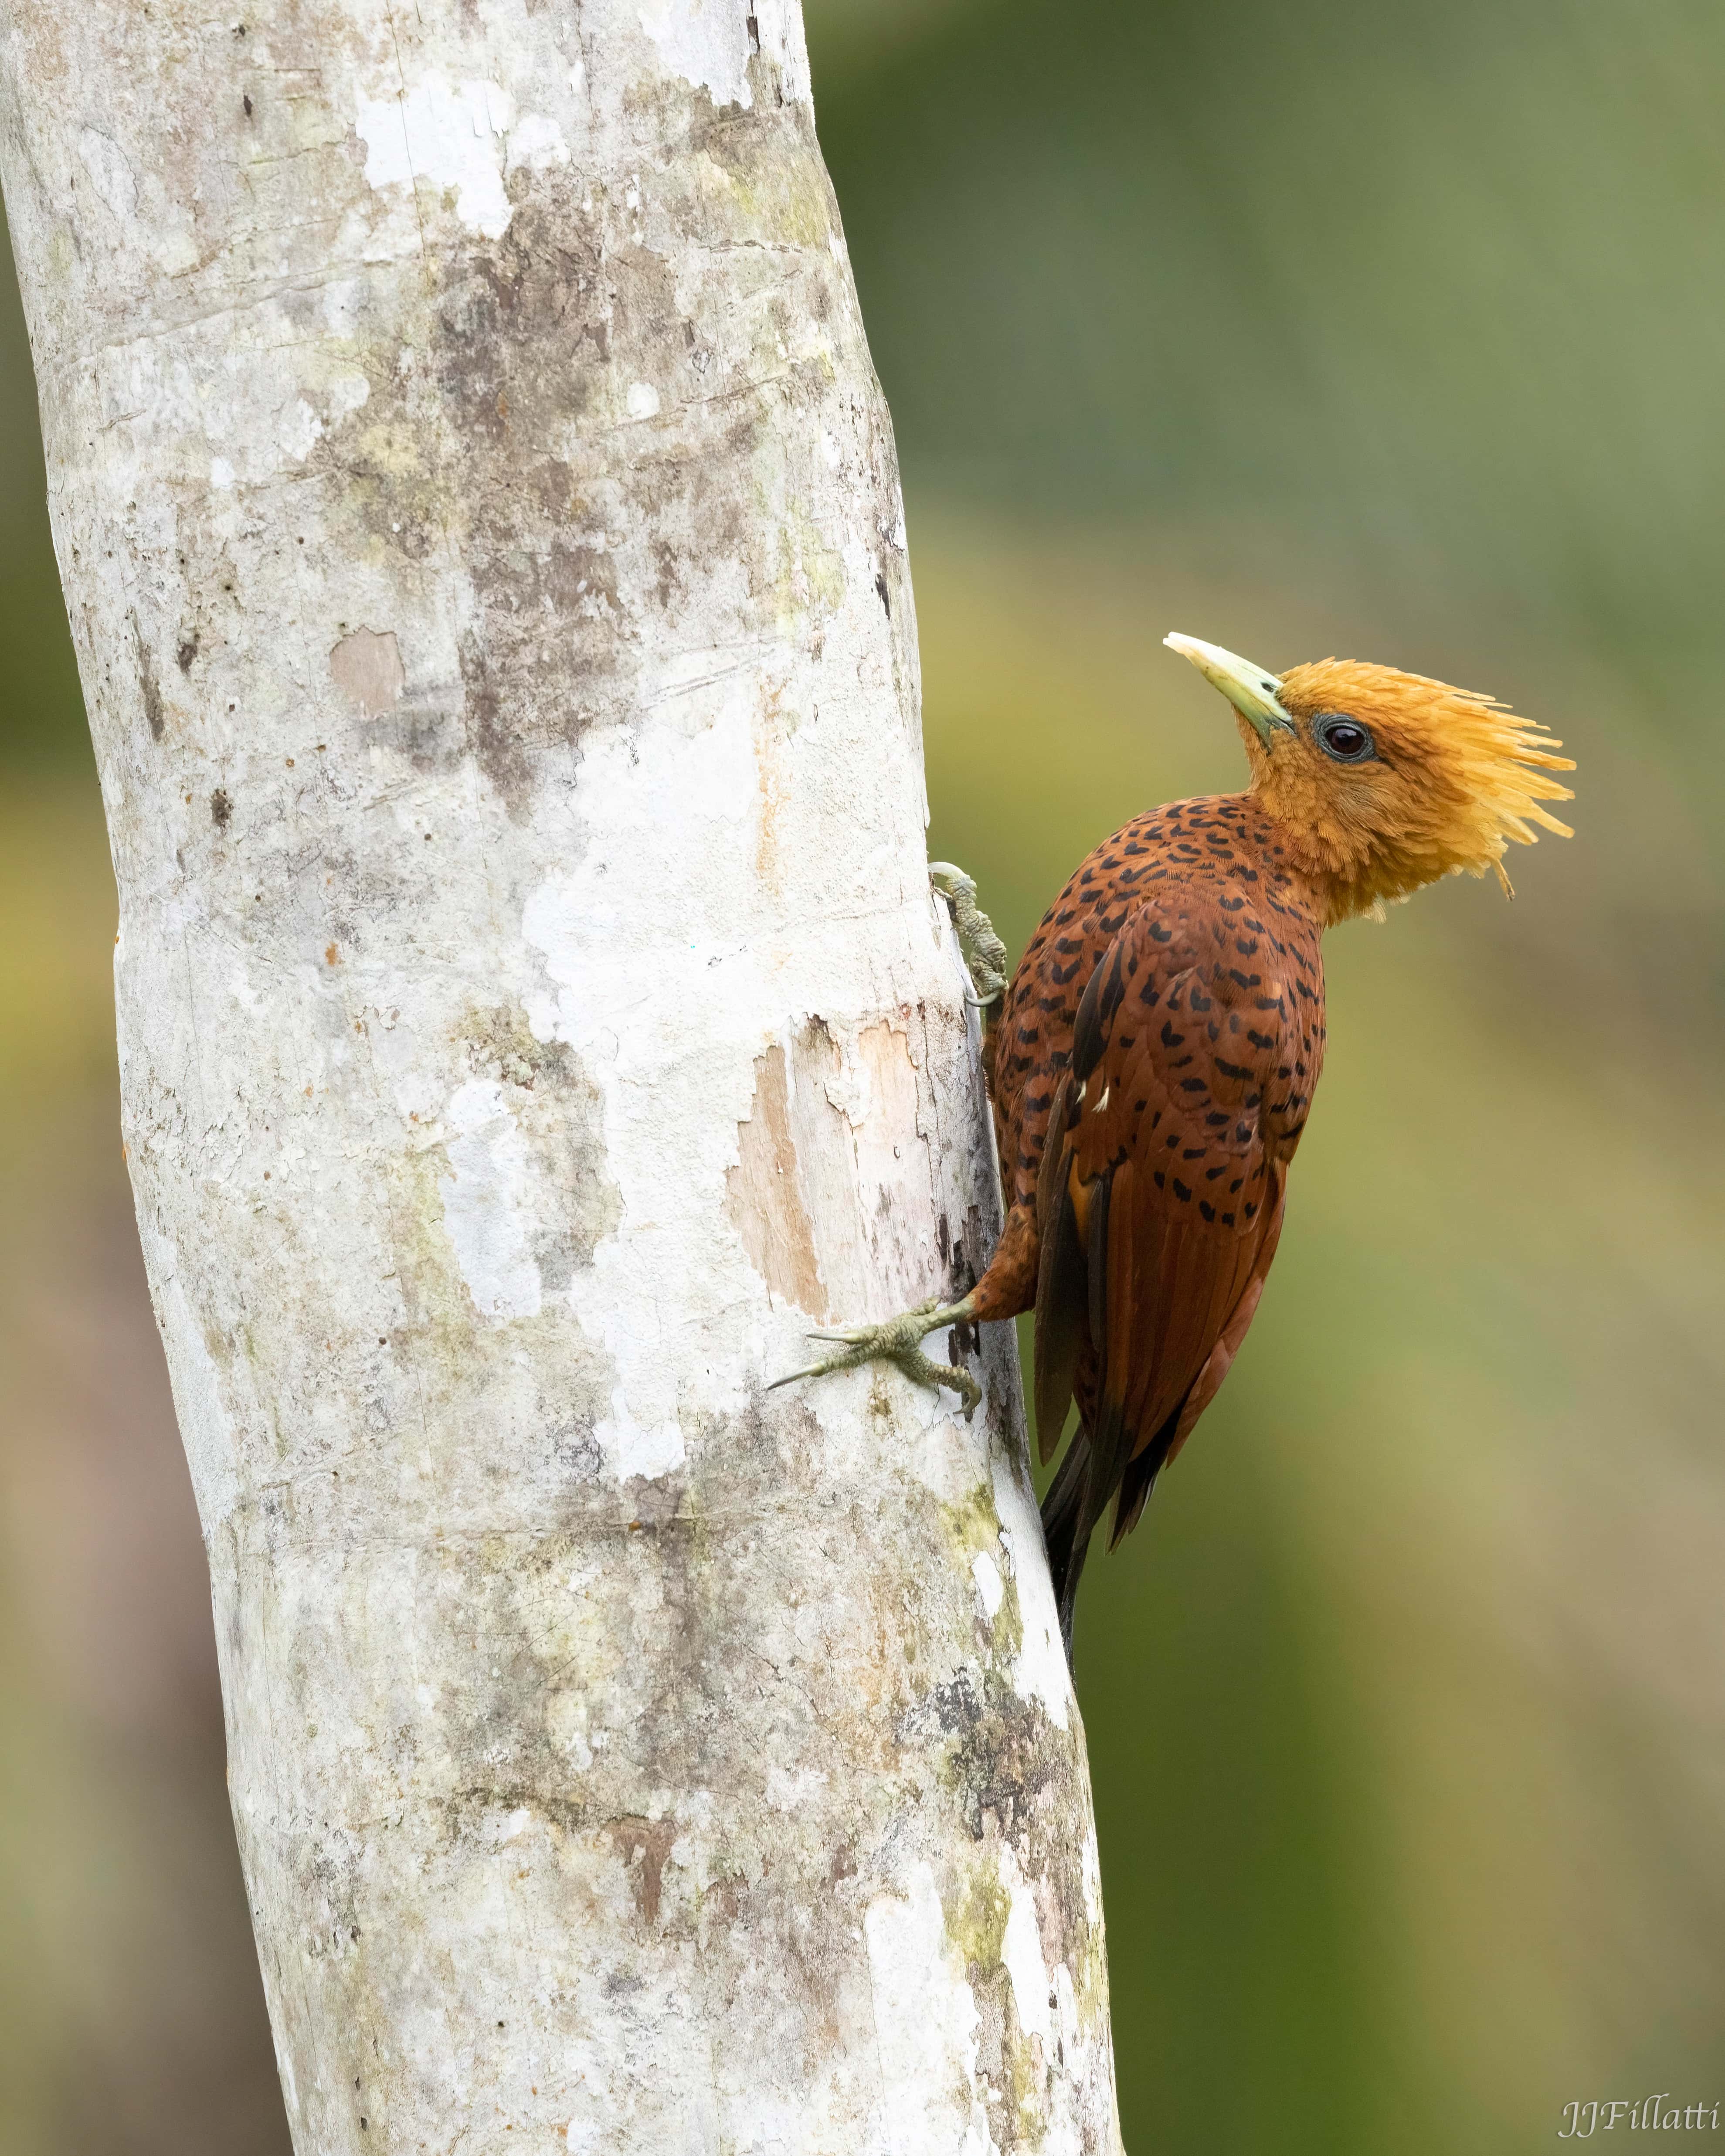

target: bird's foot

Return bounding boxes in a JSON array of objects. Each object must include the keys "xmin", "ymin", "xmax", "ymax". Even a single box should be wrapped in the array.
[
  {"xmin": 930, "ymin": 862, "xmax": 1008, "ymax": 1008},
  {"xmin": 767, "ymin": 1295, "xmax": 982, "ymax": 1419}
]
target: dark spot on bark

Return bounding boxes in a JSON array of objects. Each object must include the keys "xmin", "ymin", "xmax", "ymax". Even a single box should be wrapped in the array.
[
  {"xmin": 458, "ymin": 630, "xmax": 533, "ymax": 821},
  {"xmin": 131, "ymin": 614, "xmax": 165, "ymax": 740},
  {"xmin": 933, "ymin": 1669, "xmax": 982, "ymax": 1734},
  {"xmin": 874, "ymin": 571, "xmax": 891, "ymax": 616}
]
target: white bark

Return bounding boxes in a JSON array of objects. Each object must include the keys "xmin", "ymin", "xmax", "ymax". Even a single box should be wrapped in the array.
[{"xmin": 0, "ymin": 4, "xmax": 1121, "ymax": 2149}]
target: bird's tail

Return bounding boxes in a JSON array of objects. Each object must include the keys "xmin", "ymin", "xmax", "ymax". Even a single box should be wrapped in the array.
[{"xmin": 1039, "ymin": 1436, "xmax": 1092, "ymax": 1671}]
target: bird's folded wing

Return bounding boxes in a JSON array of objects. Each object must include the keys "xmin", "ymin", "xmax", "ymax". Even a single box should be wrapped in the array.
[{"xmin": 1033, "ymin": 889, "xmax": 1302, "ymax": 1509}]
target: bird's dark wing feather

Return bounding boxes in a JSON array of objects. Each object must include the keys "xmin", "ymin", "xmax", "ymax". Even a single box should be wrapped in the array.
[
  {"xmin": 1036, "ymin": 881, "xmax": 1315, "ymax": 1633},
  {"xmin": 1032, "ymin": 1070, "xmax": 1084, "ymax": 1460}
]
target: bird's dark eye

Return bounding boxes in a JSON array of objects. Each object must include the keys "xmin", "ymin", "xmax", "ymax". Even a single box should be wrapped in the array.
[{"xmin": 1316, "ymin": 715, "xmax": 1375, "ymax": 763}]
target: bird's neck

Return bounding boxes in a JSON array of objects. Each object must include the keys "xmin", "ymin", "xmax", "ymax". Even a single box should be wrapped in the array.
[
  {"xmin": 1189, "ymin": 791, "xmax": 1344, "ymax": 925},
  {"xmin": 1247, "ymin": 793, "xmax": 1419, "ymax": 927}
]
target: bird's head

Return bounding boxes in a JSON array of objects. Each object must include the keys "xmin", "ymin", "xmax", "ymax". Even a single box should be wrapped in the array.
[{"xmin": 1165, "ymin": 632, "xmax": 1575, "ymax": 923}]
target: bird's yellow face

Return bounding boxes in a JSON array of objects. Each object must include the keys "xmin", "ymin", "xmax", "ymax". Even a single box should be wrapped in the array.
[{"xmin": 1165, "ymin": 634, "xmax": 1575, "ymax": 923}]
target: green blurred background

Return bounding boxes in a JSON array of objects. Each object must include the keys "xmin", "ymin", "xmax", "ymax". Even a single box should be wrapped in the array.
[{"xmin": 3, "ymin": 0, "xmax": 1723, "ymax": 2147}]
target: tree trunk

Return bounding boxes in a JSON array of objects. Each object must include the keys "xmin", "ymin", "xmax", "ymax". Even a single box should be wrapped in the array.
[{"xmin": 0, "ymin": 3, "xmax": 1121, "ymax": 2148}]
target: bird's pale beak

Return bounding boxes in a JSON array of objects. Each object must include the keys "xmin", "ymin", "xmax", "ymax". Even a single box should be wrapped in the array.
[{"xmin": 1164, "ymin": 632, "xmax": 1295, "ymax": 745}]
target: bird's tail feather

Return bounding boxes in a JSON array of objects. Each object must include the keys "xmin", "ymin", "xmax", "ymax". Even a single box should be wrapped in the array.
[
  {"xmin": 1054, "ymin": 1537, "xmax": 1089, "ymax": 1669},
  {"xmin": 1040, "ymin": 1435, "xmax": 1092, "ymax": 1671}
]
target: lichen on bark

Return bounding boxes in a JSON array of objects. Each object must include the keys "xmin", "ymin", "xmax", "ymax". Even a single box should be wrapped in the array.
[{"xmin": 0, "ymin": 1, "xmax": 1123, "ymax": 2147}]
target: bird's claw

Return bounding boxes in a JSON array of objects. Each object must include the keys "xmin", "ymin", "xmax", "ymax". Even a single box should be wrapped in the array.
[
  {"xmin": 930, "ymin": 862, "xmax": 1008, "ymax": 1008},
  {"xmin": 766, "ymin": 1298, "xmax": 983, "ymax": 1419}
]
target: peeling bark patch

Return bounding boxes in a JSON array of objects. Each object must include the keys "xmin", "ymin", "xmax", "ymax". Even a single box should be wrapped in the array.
[
  {"xmin": 856, "ymin": 1020, "xmax": 920, "ymax": 1132},
  {"xmin": 329, "ymin": 626, "xmax": 405, "ymax": 717},
  {"xmin": 441, "ymin": 1078, "xmax": 544, "ymax": 1322},
  {"xmin": 638, "ymin": 0, "xmax": 755, "ymax": 110},
  {"xmin": 996, "ymin": 1841, "xmax": 1055, "ymax": 2049},
  {"xmin": 608, "ymin": 1816, "xmax": 675, "ymax": 1926},
  {"xmin": 863, "ymin": 1864, "xmax": 990, "ymax": 2147},
  {"xmin": 433, "ymin": 1014, "xmax": 620, "ymax": 1330},
  {"xmin": 131, "ymin": 612, "xmax": 164, "ymax": 740},
  {"xmin": 727, "ymin": 1042, "xmax": 828, "ymax": 1318},
  {"xmin": 353, "ymin": 76, "xmax": 566, "ymax": 240}
]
